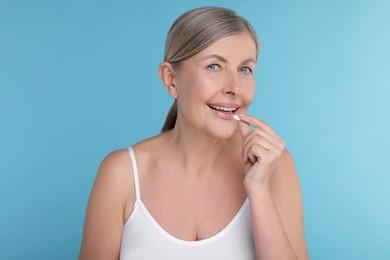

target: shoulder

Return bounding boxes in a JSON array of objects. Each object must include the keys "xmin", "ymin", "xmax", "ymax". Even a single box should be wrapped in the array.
[
  {"xmin": 96, "ymin": 148, "xmax": 133, "ymax": 185},
  {"xmin": 276, "ymin": 148, "xmax": 295, "ymax": 170},
  {"xmin": 85, "ymin": 148, "xmax": 136, "ymax": 229},
  {"xmin": 270, "ymin": 149, "xmax": 309, "ymax": 259},
  {"xmin": 270, "ymin": 148, "xmax": 301, "ymax": 201},
  {"xmin": 91, "ymin": 148, "xmax": 135, "ymax": 209},
  {"xmin": 273, "ymin": 148, "xmax": 298, "ymax": 181},
  {"xmin": 79, "ymin": 148, "xmax": 134, "ymax": 259},
  {"xmin": 98, "ymin": 148, "xmax": 132, "ymax": 175}
]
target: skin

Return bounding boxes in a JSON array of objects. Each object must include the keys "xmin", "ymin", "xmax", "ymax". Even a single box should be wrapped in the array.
[{"xmin": 79, "ymin": 32, "xmax": 309, "ymax": 260}]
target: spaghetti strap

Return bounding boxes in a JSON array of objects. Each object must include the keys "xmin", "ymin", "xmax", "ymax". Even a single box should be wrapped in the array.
[{"xmin": 128, "ymin": 147, "xmax": 140, "ymax": 200}]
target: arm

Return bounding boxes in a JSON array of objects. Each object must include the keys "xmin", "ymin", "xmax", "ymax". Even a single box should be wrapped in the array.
[
  {"xmin": 79, "ymin": 149, "xmax": 134, "ymax": 260},
  {"xmin": 238, "ymin": 115, "xmax": 309, "ymax": 260}
]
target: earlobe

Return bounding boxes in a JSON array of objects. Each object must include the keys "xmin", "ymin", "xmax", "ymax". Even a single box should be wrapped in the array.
[{"xmin": 158, "ymin": 62, "xmax": 177, "ymax": 99}]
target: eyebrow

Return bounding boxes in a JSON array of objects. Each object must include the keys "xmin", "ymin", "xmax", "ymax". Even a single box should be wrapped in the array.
[{"xmin": 202, "ymin": 54, "xmax": 257, "ymax": 64}]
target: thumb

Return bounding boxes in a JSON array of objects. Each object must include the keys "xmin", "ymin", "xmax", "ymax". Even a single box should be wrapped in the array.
[{"xmin": 238, "ymin": 120, "xmax": 251, "ymax": 138}]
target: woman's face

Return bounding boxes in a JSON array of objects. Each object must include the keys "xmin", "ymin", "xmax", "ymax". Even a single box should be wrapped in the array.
[{"xmin": 174, "ymin": 32, "xmax": 257, "ymax": 139}]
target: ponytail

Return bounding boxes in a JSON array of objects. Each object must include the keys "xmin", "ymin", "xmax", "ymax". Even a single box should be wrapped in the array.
[{"xmin": 161, "ymin": 99, "xmax": 177, "ymax": 132}]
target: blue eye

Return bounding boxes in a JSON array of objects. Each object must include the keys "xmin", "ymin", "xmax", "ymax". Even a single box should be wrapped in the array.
[
  {"xmin": 239, "ymin": 66, "xmax": 252, "ymax": 74},
  {"xmin": 207, "ymin": 64, "xmax": 221, "ymax": 71}
]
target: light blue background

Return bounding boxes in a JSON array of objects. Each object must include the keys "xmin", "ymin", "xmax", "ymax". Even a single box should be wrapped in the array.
[{"xmin": 1, "ymin": 0, "xmax": 389, "ymax": 259}]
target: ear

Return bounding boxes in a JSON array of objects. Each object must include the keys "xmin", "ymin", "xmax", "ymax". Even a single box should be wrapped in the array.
[{"xmin": 158, "ymin": 62, "xmax": 178, "ymax": 99}]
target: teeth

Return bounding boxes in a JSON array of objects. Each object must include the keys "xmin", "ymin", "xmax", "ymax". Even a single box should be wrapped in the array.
[{"xmin": 208, "ymin": 104, "xmax": 237, "ymax": 112}]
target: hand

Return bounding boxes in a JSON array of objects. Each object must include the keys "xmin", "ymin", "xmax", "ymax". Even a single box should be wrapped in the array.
[{"xmin": 237, "ymin": 114, "xmax": 286, "ymax": 195}]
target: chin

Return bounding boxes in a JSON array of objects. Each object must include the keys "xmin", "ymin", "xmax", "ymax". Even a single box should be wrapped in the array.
[{"xmin": 207, "ymin": 124, "xmax": 237, "ymax": 140}]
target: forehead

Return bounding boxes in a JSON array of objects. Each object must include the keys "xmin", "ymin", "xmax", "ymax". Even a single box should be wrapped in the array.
[{"xmin": 191, "ymin": 32, "xmax": 258, "ymax": 62}]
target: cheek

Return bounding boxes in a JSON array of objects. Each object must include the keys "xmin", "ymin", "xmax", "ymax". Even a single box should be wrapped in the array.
[
  {"xmin": 180, "ymin": 74, "xmax": 211, "ymax": 101},
  {"xmin": 243, "ymin": 84, "xmax": 256, "ymax": 107}
]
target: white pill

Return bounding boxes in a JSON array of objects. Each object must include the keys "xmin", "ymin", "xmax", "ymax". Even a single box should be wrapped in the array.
[{"xmin": 232, "ymin": 115, "xmax": 241, "ymax": 121}]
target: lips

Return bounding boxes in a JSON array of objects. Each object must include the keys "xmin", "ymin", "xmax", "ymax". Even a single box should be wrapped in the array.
[{"xmin": 207, "ymin": 103, "xmax": 239, "ymax": 114}]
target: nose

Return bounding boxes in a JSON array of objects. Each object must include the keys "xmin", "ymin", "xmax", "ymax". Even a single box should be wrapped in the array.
[{"xmin": 223, "ymin": 71, "xmax": 241, "ymax": 96}]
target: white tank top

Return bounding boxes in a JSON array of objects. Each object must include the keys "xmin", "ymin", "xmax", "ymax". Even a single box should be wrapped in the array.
[{"xmin": 120, "ymin": 147, "xmax": 256, "ymax": 259}]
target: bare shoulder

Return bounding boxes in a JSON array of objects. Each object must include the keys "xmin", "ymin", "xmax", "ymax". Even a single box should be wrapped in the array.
[
  {"xmin": 90, "ymin": 148, "xmax": 136, "ymax": 219},
  {"xmin": 98, "ymin": 149, "xmax": 133, "ymax": 179},
  {"xmin": 79, "ymin": 148, "xmax": 134, "ymax": 259},
  {"xmin": 276, "ymin": 148, "xmax": 296, "ymax": 172},
  {"xmin": 94, "ymin": 148, "xmax": 134, "ymax": 198},
  {"xmin": 270, "ymin": 148, "xmax": 300, "ymax": 196},
  {"xmin": 270, "ymin": 148, "xmax": 303, "ymax": 214},
  {"xmin": 271, "ymin": 148, "xmax": 309, "ymax": 260}
]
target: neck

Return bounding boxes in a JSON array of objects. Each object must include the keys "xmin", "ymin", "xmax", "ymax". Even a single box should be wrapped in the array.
[{"xmin": 165, "ymin": 121, "xmax": 233, "ymax": 176}]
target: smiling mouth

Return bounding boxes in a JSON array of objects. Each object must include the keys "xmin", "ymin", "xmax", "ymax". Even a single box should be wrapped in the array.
[{"xmin": 207, "ymin": 104, "xmax": 239, "ymax": 114}]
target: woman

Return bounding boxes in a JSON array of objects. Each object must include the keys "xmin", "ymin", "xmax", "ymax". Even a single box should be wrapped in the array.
[{"xmin": 79, "ymin": 7, "xmax": 309, "ymax": 260}]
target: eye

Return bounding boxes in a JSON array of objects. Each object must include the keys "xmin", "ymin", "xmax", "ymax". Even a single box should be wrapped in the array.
[
  {"xmin": 207, "ymin": 64, "xmax": 221, "ymax": 71},
  {"xmin": 239, "ymin": 66, "xmax": 253, "ymax": 74}
]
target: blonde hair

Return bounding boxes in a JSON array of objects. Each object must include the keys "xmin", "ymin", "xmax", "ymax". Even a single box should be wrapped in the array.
[{"xmin": 161, "ymin": 7, "xmax": 259, "ymax": 132}]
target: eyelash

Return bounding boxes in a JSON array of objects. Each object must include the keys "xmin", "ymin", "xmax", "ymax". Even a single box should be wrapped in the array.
[
  {"xmin": 206, "ymin": 64, "xmax": 253, "ymax": 74},
  {"xmin": 240, "ymin": 66, "xmax": 253, "ymax": 74},
  {"xmin": 207, "ymin": 64, "xmax": 221, "ymax": 71}
]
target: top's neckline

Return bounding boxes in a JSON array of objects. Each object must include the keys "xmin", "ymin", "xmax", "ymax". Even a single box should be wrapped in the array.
[{"xmin": 129, "ymin": 198, "xmax": 249, "ymax": 246}]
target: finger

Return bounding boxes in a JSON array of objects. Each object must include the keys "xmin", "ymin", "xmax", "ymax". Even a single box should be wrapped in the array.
[
  {"xmin": 245, "ymin": 118, "xmax": 284, "ymax": 149},
  {"xmin": 239, "ymin": 114, "xmax": 282, "ymax": 141},
  {"xmin": 243, "ymin": 135, "xmax": 269, "ymax": 157},
  {"xmin": 248, "ymin": 150, "xmax": 257, "ymax": 164},
  {"xmin": 242, "ymin": 136, "xmax": 278, "ymax": 163},
  {"xmin": 247, "ymin": 144, "xmax": 269, "ymax": 165},
  {"xmin": 237, "ymin": 120, "xmax": 251, "ymax": 138},
  {"xmin": 243, "ymin": 128, "xmax": 284, "ymax": 152}
]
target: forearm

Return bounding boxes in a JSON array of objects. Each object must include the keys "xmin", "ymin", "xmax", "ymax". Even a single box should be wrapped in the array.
[{"xmin": 249, "ymin": 188, "xmax": 298, "ymax": 260}]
